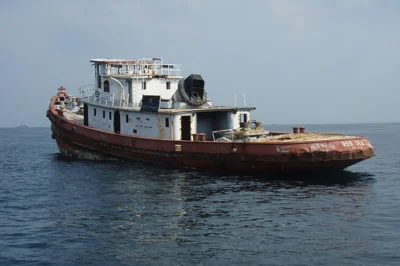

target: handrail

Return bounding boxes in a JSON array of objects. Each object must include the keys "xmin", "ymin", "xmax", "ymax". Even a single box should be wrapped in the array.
[
  {"xmin": 79, "ymin": 84, "xmax": 127, "ymax": 108},
  {"xmin": 104, "ymin": 62, "xmax": 182, "ymax": 77},
  {"xmin": 79, "ymin": 84, "xmax": 95, "ymax": 98}
]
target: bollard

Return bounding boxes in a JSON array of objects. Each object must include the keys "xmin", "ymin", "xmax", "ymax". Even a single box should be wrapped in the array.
[
  {"xmin": 299, "ymin": 127, "xmax": 305, "ymax": 133},
  {"xmin": 293, "ymin": 127, "xmax": 299, "ymax": 134}
]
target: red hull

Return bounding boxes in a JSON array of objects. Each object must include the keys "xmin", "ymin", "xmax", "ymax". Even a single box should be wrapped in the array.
[{"xmin": 47, "ymin": 95, "xmax": 374, "ymax": 174}]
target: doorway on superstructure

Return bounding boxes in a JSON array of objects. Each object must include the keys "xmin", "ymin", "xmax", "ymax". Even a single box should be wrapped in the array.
[
  {"xmin": 114, "ymin": 111, "xmax": 120, "ymax": 133},
  {"xmin": 128, "ymin": 80, "xmax": 133, "ymax": 105},
  {"xmin": 181, "ymin": 116, "xmax": 191, "ymax": 140},
  {"xmin": 84, "ymin": 104, "xmax": 88, "ymax": 126},
  {"xmin": 104, "ymin": 80, "xmax": 110, "ymax": 93}
]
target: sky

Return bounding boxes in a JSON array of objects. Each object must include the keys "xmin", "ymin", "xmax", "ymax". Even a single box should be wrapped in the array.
[{"xmin": 0, "ymin": 0, "xmax": 399, "ymax": 127}]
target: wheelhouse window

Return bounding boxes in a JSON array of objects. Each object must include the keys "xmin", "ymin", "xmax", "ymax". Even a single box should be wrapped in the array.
[
  {"xmin": 142, "ymin": 81, "xmax": 146, "ymax": 90},
  {"xmin": 165, "ymin": 117, "xmax": 170, "ymax": 128},
  {"xmin": 166, "ymin": 82, "xmax": 171, "ymax": 90}
]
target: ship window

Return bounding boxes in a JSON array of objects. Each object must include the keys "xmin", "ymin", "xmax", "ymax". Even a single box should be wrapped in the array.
[
  {"xmin": 103, "ymin": 110, "xmax": 105, "ymax": 118},
  {"xmin": 166, "ymin": 82, "xmax": 171, "ymax": 90},
  {"xmin": 142, "ymin": 81, "xmax": 146, "ymax": 90},
  {"xmin": 94, "ymin": 108, "xmax": 96, "ymax": 116},
  {"xmin": 104, "ymin": 80, "xmax": 110, "ymax": 93},
  {"xmin": 133, "ymin": 129, "xmax": 137, "ymax": 134},
  {"xmin": 126, "ymin": 114, "xmax": 129, "ymax": 123},
  {"xmin": 109, "ymin": 112, "xmax": 112, "ymax": 120},
  {"xmin": 165, "ymin": 117, "xmax": 170, "ymax": 128}
]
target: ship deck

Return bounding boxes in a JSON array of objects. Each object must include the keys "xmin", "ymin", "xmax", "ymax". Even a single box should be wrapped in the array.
[
  {"xmin": 250, "ymin": 133, "xmax": 356, "ymax": 143},
  {"xmin": 62, "ymin": 109, "xmax": 358, "ymax": 143},
  {"xmin": 63, "ymin": 110, "xmax": 84, "ymax": 125}
]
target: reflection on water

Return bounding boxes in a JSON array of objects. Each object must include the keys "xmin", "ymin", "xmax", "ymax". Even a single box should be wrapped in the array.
[
  {"xmin": 54, "ymin": 151, "xmax": 376, "ymax": 186},
  {"xmin": 43, "ymin": 160, "xmax": 376, "ymax": 264}
]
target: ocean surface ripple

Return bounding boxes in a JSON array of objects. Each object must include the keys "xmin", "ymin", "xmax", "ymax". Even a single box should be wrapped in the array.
[{"xmin": 0, "ymin": 124, "xmax": 399, "ymax": 265}]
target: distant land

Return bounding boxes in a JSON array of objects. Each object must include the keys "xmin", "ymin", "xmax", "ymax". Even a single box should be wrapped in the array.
[{"xmin": 16, "ymin": 124, "xmax": 29, "ymax": 128}]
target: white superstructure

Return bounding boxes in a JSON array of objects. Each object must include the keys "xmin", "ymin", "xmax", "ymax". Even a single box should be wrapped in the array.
[{"xmin": 76, "ymin": 57, "xmax": 258, "ymax": 141}]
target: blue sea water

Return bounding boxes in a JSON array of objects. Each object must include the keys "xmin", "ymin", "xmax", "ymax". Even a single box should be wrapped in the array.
[{"xmin": 0, "ymin": 123, "xmax": 399, "ymax": 265}]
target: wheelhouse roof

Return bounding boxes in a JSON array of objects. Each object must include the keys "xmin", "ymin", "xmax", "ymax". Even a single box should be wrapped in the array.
[{"xmin": 90, "ymin": 58, "xmax": 159, "ymax": 64}]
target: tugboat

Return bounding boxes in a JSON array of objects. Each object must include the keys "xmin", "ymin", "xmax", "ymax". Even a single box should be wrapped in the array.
[{"xmin": 46, "ymin": 57, "xmax": 374, "ymax": 174}]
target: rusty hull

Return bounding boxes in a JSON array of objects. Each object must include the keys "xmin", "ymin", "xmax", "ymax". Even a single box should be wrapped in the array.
[{"xmin": 47, "ymin": 95, "xmax": 374, "ymax": 174}]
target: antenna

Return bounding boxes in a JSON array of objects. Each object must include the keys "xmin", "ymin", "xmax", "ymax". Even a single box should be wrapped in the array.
[
  {"xmin": 243, "ymin": 92, "xmax": 247, "ymax": 106},
  {"xmin": 235, "ymin": 93, "xmax": 237, "ymax": 107}
]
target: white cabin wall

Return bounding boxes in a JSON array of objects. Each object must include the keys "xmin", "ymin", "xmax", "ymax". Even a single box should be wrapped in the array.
[
  {"xmin": 86, "ymin": 103, "xmax": 250, "ymax": 141},
  {"xmin": 119, "ymin": 111, "xmax": 173, "ymax": 139},
  {"xmin": 172, "ymin": 116, "xmax": 180, "ymax": 140},
  {"xmin": 228, "ymin": 112, "xmax": 236, "ymax": 129},
  {"xmin": 231, "ymin": 111, "xmax": 251, "ymax": 128},
  {"xmin": 87, "ymin": 105, "xmax": 114, "ymax": 132},
  {"xmin": 99, "ymin": 76, "xmax": 180, "ymax": 107},
  {"xmin": 232, "ymin": 112, "xmax": 240, "ymax": 129},
  {"xmin": 147, "ymin": 79, "xmax": 179, "ymax": 98},
  {"xmin": 157, "ymin": 114, "xmax": 173, "ymax": 140},
  {"xmin": 120, "ymin": 111, "xmax": 133, "ymax": 135},
  {"xmin": 87, "ymin": 104, "xmax": 170, "ymax": 138},
  {"xmin": 133, "ymin": 79, "xmax": 180, "ymax": 107},
  {"xmin": 125, "ymin": 112, "xmax": 158, "ymax": 138},
  {"xmin": 192, "ymin": 113, "xmax": 197, "ymax": 135}
]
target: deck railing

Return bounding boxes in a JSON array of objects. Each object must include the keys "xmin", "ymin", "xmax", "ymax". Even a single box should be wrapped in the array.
[
  {"xmin": 103, "ymin": 58, "xmax": 182, "ymax": 77},
  {"xmin": 79, "ymin": 84, "xmax": 128, "ymax": 108}
]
